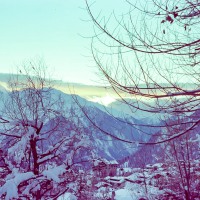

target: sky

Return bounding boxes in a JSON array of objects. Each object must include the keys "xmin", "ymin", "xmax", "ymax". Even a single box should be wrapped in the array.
[
  {"xmin": 0, "ymin": 0, "xmax": 129, "ymax": 105},
  {"xmin": 0, "ymin": 0, "xmax": 193, "ymax": 106},
  {"xmin": 0, "ymin": 0, "xmax": 128, "ymax": 85}
]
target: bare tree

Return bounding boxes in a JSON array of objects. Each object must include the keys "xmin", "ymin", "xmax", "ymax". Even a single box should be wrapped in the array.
[
  {"xmin": 85, "ymin": 0, "xmax": 200, "ymax": 144},
  {"xmin": 159, "ymin": 113, "xmax": 200, "ymax": 200},
  {"xmin": 0, "ymin": 62, "xmax": 92, "ymax": 199}
]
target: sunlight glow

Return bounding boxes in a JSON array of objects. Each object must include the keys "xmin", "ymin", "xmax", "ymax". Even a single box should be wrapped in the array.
[{"xmin": 89, "ymin": 94, "xmax": 116, "ymax": 106}]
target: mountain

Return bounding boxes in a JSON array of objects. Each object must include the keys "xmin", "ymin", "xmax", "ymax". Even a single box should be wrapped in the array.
[
  {"xmin": 108, "ymin": 98, "xmax": 170, "ymax": 122},
  {"xmin": 0, "ymin": 74, "xmax": 162, "ymax": 161},
  {"xmin": 44, "ymin": 89, "xmax": 155, "ymax": 160},
  {"xmin": 0, "ymin": 85, "xmax": 157, "ymax": 161}
]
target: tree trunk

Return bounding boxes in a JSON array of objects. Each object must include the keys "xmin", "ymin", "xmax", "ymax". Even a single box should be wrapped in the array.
[{"xmin": 30, "ymin": 138, "xmax": 39, "ymax": 175}]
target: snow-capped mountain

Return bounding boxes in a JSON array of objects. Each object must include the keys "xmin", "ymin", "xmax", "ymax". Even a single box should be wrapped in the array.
[
  {"xmin": 0, "ymin": 74, "xmax": 162, "ymax": 162},
  {"xmin": 41, "ymin": 89, "xmax": 155, "ymax": 161},
  {"xmin": 0, "ymin": 82, "xmax": 156, "ymax": 161}
]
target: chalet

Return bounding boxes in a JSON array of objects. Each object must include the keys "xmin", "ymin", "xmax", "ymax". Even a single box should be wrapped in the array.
[{"xmin": 92, "ymin": 158, "xmax": 118, "ymax": 178}]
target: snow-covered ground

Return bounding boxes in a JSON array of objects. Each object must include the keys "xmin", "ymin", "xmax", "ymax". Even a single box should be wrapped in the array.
[{"xmin": 57, "ymin": 192, "xmax": 77, "ymax": 200}]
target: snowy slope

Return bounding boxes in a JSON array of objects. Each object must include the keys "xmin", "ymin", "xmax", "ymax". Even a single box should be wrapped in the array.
[
  {"xmin": 0, "ymin": 75, "xmax": 158, "ymax": 161},
  {"xmin": 0, "ymin": 87, "xmax": 155, "ymax": 161},
  {"xmin": 41, "ymin": 89, "xmax": 154, "ymax": 160}
]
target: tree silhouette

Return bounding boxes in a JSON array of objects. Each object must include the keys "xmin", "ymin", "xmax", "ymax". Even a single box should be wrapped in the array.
[
  {"xmin": 85, "ymin": 0, "xmax": 200, "ymax": 144},
  {"xmin": 0, "ymin": 62, "xmax": 92, "ymax": 199}
]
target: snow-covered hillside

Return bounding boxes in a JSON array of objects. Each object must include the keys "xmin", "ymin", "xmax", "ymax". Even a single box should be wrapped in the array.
[
  {"xmin": 31, "ymin": 89, "xmax": 154, "ymax": 160},
  {"xmin": 0, "ymin": 84, "xmax": 153, "ymax": 161},
  {"xmin": 0, "ymin": 75, "xmax": 199, "ymax": 200}
]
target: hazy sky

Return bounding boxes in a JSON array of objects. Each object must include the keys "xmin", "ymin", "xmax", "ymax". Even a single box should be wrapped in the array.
[{"xmin": 0, "ymin": 0, "xmax": 127, "ymax": 85}]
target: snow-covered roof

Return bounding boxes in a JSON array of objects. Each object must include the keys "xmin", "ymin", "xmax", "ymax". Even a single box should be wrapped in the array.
[
  {"xmin": 109, "ymin": 160, "xmax": 118, "ymax": 164},
  {"xmin": 122, "ymin": 168, "xmax": 132, "ymax": 173},
  {"xmin": 93, "ymin": 158, "xmax": 118, "ymax": 166},
  {"xmin": 95, "ymin": 181, "xmax": 112, "ymax": 188}
]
